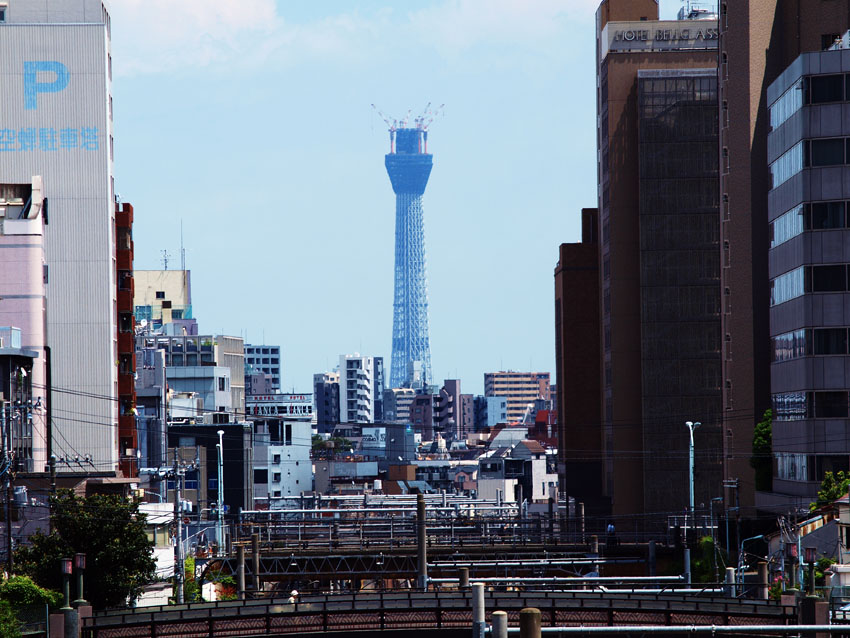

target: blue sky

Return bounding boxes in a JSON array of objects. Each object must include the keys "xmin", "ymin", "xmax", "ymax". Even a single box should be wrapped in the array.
[{"xmin": 110, "ymin": 0, "xmax": 683, "ymax": 395}]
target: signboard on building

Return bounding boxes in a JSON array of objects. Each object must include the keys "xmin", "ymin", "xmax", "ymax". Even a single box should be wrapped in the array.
[
  {"xmin": 600, "ymin": 20, "xmax": 718, "ymax": 60},
  {"xmin": 361, "ymin": 427, "xmax": 386, "ymax": 448},
  {"xmin": 247, "ymin": 393, "xmax": 313, "ymax": 419}
]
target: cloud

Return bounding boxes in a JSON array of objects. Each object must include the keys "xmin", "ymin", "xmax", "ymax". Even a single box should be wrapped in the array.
[
  {"xmin": 406, "ymin": 0, "xmax": 597, "ymax": 57},
  {"xmin": 109, "ymin": 0, "xmax": 279, "ymax": 75},
  {"xmin": 109, "ymin": 0, "xmax": 598, "ymax": 77}
]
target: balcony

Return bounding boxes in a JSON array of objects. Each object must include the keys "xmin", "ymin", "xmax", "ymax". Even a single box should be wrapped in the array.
[
  {"xmin": 118, "ymin": 331, "xmax": 134, "ymax": 354},
  {"xmin": 116, "ymin": 249, "xmax": 132, "ymax": 271},
  {"xmin": 118, "ymin": 374, "xmax": 134, "ymax": 397},
  {"xmin": 117, "ymin": 289, "xmax": 134, "ymax": 310}
]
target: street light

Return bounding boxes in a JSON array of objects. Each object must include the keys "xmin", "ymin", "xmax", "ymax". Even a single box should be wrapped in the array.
[
  {"xmin": 59, "ymin": 557, "xmax": 73, "ymax": 610},
  {"xmin": 72, "ymin": 553, "xmax": 87, "ymax": 607},
  {"xmin": 805, "ymin": 546, "xmax": 817, "ymax": 596},
  {"xmin": 738, "ymin": 533, "xmax": 765, "ymax": 592},
  {"xmin": 684, "ymin": 421, "xmax": 701, "ymax": 585},
  {"xmin": 216, "ymin": 429, "xmax": 225, "ymax": 557}
]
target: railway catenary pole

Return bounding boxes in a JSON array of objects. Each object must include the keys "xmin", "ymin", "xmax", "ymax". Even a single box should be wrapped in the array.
[{"xmin": 416, "ymin": 493, "xmax": 427, "ymax": 589}]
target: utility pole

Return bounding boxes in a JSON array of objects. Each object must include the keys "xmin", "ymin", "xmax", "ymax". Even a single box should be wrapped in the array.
[
  {"xmin": 722, "ymin": 478, "xmax": 740, "ymax": 565},
  {"xmin": 166, "ymin": 449, "xmax": 197, "ymax": 605},
  {"xmin": 173, "ymin": 452, "xmax": 184, "ymax": 604},
  {"xmin": 1, "ymin": 394, "xmax": 10, "ymax": 574},
  {"xmin": 685, "ymin": 421, "xmax": 701, "ymax": 585}
]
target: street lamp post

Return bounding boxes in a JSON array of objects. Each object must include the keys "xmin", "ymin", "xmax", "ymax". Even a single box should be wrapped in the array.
[
  {"xmin": 217, "ymin": 429, "xmax": 225, "ymax": 557},
  {"xmin": 738, "ymin": 533, "xmax": 765, "ymax": 594},
  {"xmin": 684, "ymin": 421, "xmax": 701, "ymax": 584}
]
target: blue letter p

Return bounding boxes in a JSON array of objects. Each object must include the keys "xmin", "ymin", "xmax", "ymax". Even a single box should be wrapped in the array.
[{"xmin": 24, "ymin": 61, "xmax": 69, "ymax": 110}]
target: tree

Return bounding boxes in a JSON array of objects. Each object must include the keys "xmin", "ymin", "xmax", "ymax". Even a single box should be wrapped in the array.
[
  {"xmin": 810, "ymin": 470, "xmax": 850, "ymax": 511},
  {"xmin": 311, "ymin": 434, "xmax": 353, "ymax": 453},
  {"xmin": 0, "ymin": 576, "xmax": 62, "ymax": 609},
  {"xmin": 14, "ymin": 490, "xmax": 157, "ymax": 609},
  {"xmin": 750, "ymin": 409, "xmax": 772, "ymax": 492},
  {"xmin": 0, "ymin": 600, "xmax": 20, "ymax": 638}
]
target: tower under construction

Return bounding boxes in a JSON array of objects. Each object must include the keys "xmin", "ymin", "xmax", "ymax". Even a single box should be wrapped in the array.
[{"xmin": 376, "ymin": 106, "xmax": 440, "ymax": 388}]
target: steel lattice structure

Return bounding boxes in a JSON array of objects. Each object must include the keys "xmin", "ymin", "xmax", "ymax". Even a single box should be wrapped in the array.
[{"xmin": 385, "ymin": 127, "xmax": 433, "ymax": 388}]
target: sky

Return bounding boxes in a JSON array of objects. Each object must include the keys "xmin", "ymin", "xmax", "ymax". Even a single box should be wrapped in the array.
[{"xmin": 110, "ymin": 0, "xmax": 684, "ymax": 396}]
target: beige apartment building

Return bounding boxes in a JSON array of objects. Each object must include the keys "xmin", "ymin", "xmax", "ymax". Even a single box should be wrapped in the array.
[{"xmin": 484, "ymin": 371, "xmax": 550, "ymax": 422}]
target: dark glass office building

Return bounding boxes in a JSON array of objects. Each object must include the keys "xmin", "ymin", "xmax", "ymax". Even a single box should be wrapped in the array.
[
  {"xmin": 766, "ymin": 45, "xmax": 850, "ymax": 510},
  {"xmin": 637, "ymin": 69, "xmax": 722, "ymax": 516}
]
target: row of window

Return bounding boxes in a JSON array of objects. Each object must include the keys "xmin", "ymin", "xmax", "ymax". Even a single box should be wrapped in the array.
[
  {"xmin": 771, "ymin": 327, "xmax": 850, "ymax": 362},
  {"xmin": 770, "ymin": 74, "xmax": 850, "ymax": 131},
  {"xmin": 770, "ymin": 141, "xmax": 804, "ymax": 189},
  {"xmin": 771, "ymin": 137, "xmax": 850, "ymax": 190},
  {"xmin": 773, "ymin": 390, "xmax": 850, "ymax": 420},
  {"xmin": 246, "ymin": 348, "xmax": 279, "ymax": 355},
  {"xmin": 770, "ymin": 80, "xmax": 803, "ymax": 129},
  {"xmin": 770, "ymin": 264, "xmax": 850, "ymax": 306},
  {"xmin": 770, "ymin": 201, "xmax": 850, "ymax": 248}
]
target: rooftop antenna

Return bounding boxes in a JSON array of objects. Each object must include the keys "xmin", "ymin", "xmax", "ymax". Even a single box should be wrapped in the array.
[
  {"xmin": 161, "ymin": 249, "xmax": 171, "ymax": 270},
  {"xmin": 180, "ymin": 220, "xmax": 186, "ymax": 271}
]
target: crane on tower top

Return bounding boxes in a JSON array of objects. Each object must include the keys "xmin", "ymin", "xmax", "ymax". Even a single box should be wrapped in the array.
[{"xmin": 372, "ymin": 102, "xmax": 445, "ymax": 153}]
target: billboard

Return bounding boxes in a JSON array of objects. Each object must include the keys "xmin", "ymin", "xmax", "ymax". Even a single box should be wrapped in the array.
[{"xmin": 361, "ymin": 427, "xmax": 386, "ymax": 448}]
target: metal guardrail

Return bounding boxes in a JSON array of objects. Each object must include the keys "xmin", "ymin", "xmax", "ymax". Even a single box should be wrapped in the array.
[{"xmin": 82, "ymin": 590, "xmax": 797, "ymax": 638}]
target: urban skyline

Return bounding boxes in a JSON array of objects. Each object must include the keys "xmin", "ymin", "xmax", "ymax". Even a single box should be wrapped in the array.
[{"xmin": 110, "ymin": 1, "xmax": 685, "ymax": 396}]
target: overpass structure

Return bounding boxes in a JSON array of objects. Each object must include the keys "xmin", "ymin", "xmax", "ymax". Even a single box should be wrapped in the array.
[{"xmin": 82, "ymin": 590, "xmax": 801, "ymax": 638}]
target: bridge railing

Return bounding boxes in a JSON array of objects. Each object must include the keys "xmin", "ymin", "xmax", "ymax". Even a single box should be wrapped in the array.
[{"xmin": 82, "ymin": 590, "xmax": 797, "ymax": 638}]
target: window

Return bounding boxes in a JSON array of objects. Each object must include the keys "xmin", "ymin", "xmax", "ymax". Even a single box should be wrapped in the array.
[
  {"xmin": 821, "ymin": 34, "xmax": 841, "ymax": 51},
  {"xmin": 770, "ymin": 204, "xmax": 804, "ymax": 248},
  {"xmin": 770, "ymin": 267, "xmax": 805, "ymax": 306},
  {"xmin": 770, "ymin": 80, "xmax": 803, "ymax": 129},
  {"xmin": 809, "ymin": 74, "xmax": 844, "ymax": 103},
  {"xmin": 808, "ymin": 201, "xmax": 845, "ymax": 229},
  {"xmin": 814, "ymin": 328, "xmax": 847, "ymax": 355},
  {"xmin": 771, "ymin": 329, "xmax": 808, "ymax": 362},
  {"xmin": 811, "ymin": 265, "xmax": 846, "ymax": 292},
  {"xmin": 254, "ymin": 469, "xmax": 268, "ymax": 484},
  {"xmin": 810, "ymin": 138, "xmax": 845, "ymax": 166},
  {"xmin": 273, "ymin": 490, "xmax": 282, "ymax": 498},
  {"xmin": 770, "ymin": 141, "xmax": 803, "ymax": 189},
  {"xmin": 777, "ymin": 453, "xmax": 809, "ymax": 480},
  {"xmin": 208, "ymin": 478, "xmax": 218, "ymax": 491},
  {"xmin": 815, "ymin": 391, "xmax": 849, "ymax": 418},
  {"xmin": 155, "ymin": 291, "xmax": 165, "ymax": 299},
  {"xmin": 0, "ymin": 5, "xmax": 7, "ymax": 23},
  {"xmin": 285, "ymin": 423, "xmax": 292, "ymax": 446},
  {"xmin": 218, "ymin": 377, "xmax": 226, "ymax": 391},
  {"xmin": 184, "ymin": 471, "xmax": 199, "ymax": 491},
  {"xmin": 772, "ymin": 392, "xmax": 808, "ymax": 420},
  {"xmin": 273, "ymin": 472, "xmax": 281, "ymax": 483}
]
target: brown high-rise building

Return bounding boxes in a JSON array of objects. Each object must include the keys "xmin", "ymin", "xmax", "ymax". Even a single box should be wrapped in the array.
[
  {"xmin": 719, "ymin": 1, "xmax": 850, "ymax": 512},
  {"xmin": 567, "ymin": 0, "xmax": 724, "ymax": 525},
  {"xmin": 555, "ymin": 209, "xmax": 605, "ymax": 512}
]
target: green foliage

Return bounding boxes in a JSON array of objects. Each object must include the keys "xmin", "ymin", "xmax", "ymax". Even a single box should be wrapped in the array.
[
  {"xmin": 312, "ymin": 434, "xmax": 353, "ymax": 453},
  {"xmin": 769, "ymin": 575, "xmax": 787, "ymax": 600},
  {"xmin": 750, "ymin": 409, "xmax": 773, "ymax": 492},
  {"xmin": 206, "ymin": 569, "xmax": 236, "ymax": 601},
  {"xmin": 810, "ymin": 471, "xmax": 850, "ymax": 511},
  {"xmin": 0, "ymin": 600, "xmax": 21, "ymax": 638},
  {"xmin": 691, "ymin": 536, "xmax": 726, "ymax": 584},
  {"xmin": 178, "ymin": 557, "xmax": 202, "ymax": 603},
  {"xmin": 0, "ymin": 575, "xmax": 62, "ymax": 609},
  {"xmin": 816, "ymin": 556, "xmax": 837, "ymax": 585},
  {"xmin": 14, "ymin": 490, "xmax": 157, "ymax": 609}
]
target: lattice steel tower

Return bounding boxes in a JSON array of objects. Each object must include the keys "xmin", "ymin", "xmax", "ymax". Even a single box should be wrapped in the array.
[{"xmin": 376, "ymin": 105, "xmax": 440, "ymax": 389}]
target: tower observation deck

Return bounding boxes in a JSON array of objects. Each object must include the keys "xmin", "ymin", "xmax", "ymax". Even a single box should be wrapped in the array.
[{"xmin": 380, "ymin": 112, "xmax": 437, "ymax": 389}]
